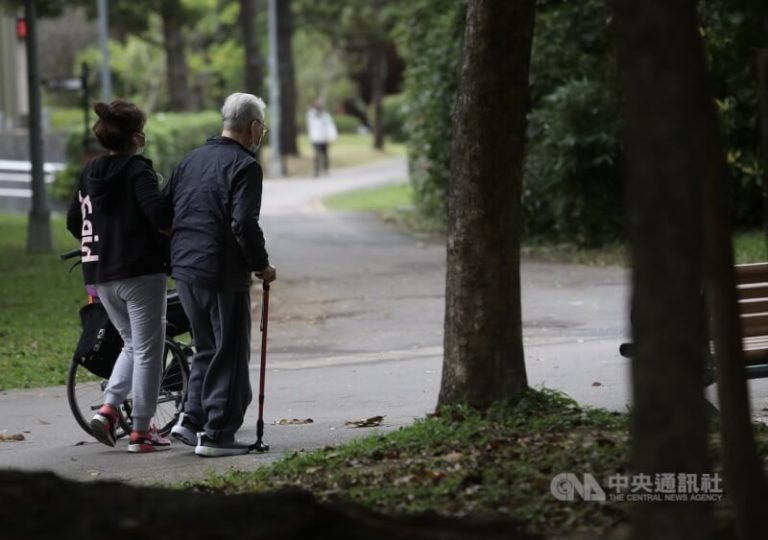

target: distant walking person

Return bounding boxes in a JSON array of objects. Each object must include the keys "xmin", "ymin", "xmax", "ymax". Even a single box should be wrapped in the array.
[
  {"xmin": 66, "ymin": 99, "xmax": 173, "ymax": 453},
  {"xmin": 167, "ymin": 92, "xmax": 276, "ymax": 457},
  {"xmin": 306, "ymin": 99, "xmax": 337, "ymax": 176}
]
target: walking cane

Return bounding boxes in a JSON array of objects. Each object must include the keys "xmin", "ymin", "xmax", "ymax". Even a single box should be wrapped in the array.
[{"xmin": 252, "ymin": 282, "xmax": 270, "ymax": 452}]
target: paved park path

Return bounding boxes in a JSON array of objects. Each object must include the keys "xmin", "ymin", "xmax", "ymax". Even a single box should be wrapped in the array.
[{"xmin": 1, "ymin": 157, "xmax": 766, "ymax": 485}]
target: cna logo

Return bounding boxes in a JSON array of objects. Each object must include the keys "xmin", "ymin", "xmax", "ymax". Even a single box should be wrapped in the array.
[{"xmin": 550, "ymin": 473, "xmax": 607, "ymax": 502}]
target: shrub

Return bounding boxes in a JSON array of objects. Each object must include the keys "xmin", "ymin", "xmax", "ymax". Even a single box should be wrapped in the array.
[
  {"xmin": 53, "ymin": 111, "xmax": 222, "ymax": 200},
  {"xmin": 394, "ymin": 0, "xmax": 467, "ymax": 222},
  {"xmin": 524, "ymin": 79, "xmax": 624, "ymax": 247},
  {"xmin": 380, "ymin": 93, "xmax": 408, "ymax": 143}
]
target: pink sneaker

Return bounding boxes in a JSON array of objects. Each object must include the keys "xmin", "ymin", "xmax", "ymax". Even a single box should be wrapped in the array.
[
  {"xmin": 128, "ymin": 427, "xmax": 172, "ymax": 453},
  {"xmin": 90, "ymin": 404, "xmax": 119, "ymax": 447}
]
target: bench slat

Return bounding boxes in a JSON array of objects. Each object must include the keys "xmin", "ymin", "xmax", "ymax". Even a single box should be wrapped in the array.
[
  {"xmin": 737, "ymin": 284, "xmax": 768, "ymax": 300},
  {"xmin": 735, "ymin": 263, "xmax": 768, "ymax": 283},
  {"xmin": 740, "ymin": 314, "xmax": 768, "ymax": 338},
  {"xmin": 738, "ymin": 299, "xmax": 768, "ymax": 314}
]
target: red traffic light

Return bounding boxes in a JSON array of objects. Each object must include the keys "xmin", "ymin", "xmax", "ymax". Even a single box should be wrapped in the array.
[{"xmin": 16, "ymin": 17, "xmax": 27, "ymax": 39}]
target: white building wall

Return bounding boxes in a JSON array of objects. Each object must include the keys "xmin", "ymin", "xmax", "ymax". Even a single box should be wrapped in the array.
[{"xmin": 0, "ymin": 14, "xmax": 28, "ymax": 132}]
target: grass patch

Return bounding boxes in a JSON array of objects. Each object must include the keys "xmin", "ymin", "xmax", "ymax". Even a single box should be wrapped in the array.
[
  {"xmin": 324, "ymin": 183, "xmax": 413, "ymax": 213},
  {"xmin": 323, "ymin": 182, "xmax": 446, "ymax": 237},
  {"xmin": 0, "ymin": 214, "xmax": 82, "ymax": 390},
  {"xmin": 520, "ymin": 241, "xmax": 629, "ymax": 267},
  {"xmin": 180, "ymin": 390, "xmax": 768, "ymax": 537},
  {"xmin": 323, "ymin": 183, "xmax": 768, "ymax": 268},
  {"xmin": 183, "ymin": 390, "xmax": 631, "ymax": 537},
  {"xmin": 261, "ymin": 133, "xmax": 406, "ymax": 178},
  {"xmin": 732, "ymin": 230, "xmax": 768, "ymax": 263}
]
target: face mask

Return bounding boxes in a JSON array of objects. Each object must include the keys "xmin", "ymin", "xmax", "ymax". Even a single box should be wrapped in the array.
[{"xmin": 135, "ymin": 133, "xmax": 146, "ymax": 155}]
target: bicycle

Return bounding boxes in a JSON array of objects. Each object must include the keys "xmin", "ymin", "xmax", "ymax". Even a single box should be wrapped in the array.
[{"xmin": 61, "ymin": 248, "xmax": 192, "ymax": 439}]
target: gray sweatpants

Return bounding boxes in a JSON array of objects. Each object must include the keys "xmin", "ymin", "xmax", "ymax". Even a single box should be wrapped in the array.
[
  {"xmin": 95, "ymin": 273, "xmax": 167, "ymax": 432},
  {"xmin": 176, "ymin": 281, "xmax": 252, "ymax": 443}
]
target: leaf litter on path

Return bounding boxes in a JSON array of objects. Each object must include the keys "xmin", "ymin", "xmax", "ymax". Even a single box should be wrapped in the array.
[{"xmin": 345, "ymin": 415, "xmax": 384, "ymax": 428}]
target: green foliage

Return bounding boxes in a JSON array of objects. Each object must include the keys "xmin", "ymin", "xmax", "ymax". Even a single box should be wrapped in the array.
[
  {"xmin": 380, "ymin": 93, "xmax": 408, "ymax": 143},
  {"xmin": 332, "ymin": 114, "xmax": 359, "ymax": 135},
  {"xmin": 293, "ymin": 28, "xmax": 357, "ymax": 122},
  {"xmin": 394, "ymin": 0, "xmax": 466, "ymax": 222},
  {"xmin": 525, "ymin": 79, "xmax": 624, "ymax": 247},
  {"xmin": 523, "ymin": 0, "xmax": 623, "ymax": 246},
  {"xmin": 394, "ymin": 0, "xmax": 768, "ymax": 247},
  {"xmin": 699, "ymin": 0, "xmax": 768, "ymax": 228},
  {"xmin": 52, "ymin": 111, "xmax": 222, "ymax": 201}
]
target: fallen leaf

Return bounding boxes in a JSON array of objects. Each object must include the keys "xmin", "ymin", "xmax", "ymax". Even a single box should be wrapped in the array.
[
  {"xmin": 274, "ymin": 418, "xmax": 314, "ymax": 425},
  {"xmin": 444, "ymin": 451, "xmax": 463, "ymax": 463},
  {"xmin": 0, "ymin": 431, "xmax": 25, "ymax": 442},
  {"xmin": 344, "ymin": 415, "xmax": 384, "ymax": 428}
]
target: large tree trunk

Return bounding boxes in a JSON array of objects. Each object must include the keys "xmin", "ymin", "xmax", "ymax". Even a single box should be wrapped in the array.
[
  {"xmin": 438, "ymin": 0, "xmax": 534, "ymax": 408},
  {"xmin": 240, "ymin": 0, "xmax": 264, "ymax": 97},
  {"xmin": 615, "ymin": 1, "xmax": 768, "ymax": 538},
  {"xmin": 760, "ymin": 50, "xmax": 768, "ymax": 242},
  {"xmin": 160, "ymin": 0, "xmax": 192, "ymax": 111},
  {"xmin": 616, "ymin": 1, "xmax": 710, "ymax": 537},
  {"xmin": 277, "ymin": 0, "xmax": 299, "ymax": 156},
  {"xmin": 704, "ymin": 50, "xmax": 768, "ymax": 540}
]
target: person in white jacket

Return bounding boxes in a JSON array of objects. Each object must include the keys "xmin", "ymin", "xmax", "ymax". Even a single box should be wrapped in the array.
[{"xmin": 306, "ymin": 100, "xmax": 337, "ymax": 177}]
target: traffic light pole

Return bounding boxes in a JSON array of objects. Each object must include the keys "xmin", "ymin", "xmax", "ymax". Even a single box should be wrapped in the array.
[{"xmin": 25, "ymin": 0, "xmax": 52, "ymax": 253}]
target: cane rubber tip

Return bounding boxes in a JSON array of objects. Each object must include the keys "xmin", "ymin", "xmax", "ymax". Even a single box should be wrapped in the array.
[{"xmin": 253, "ymin": 441, "xmax": 269, "ymax": 453}]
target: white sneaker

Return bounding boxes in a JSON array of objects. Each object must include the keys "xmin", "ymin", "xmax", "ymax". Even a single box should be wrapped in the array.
[
  {"xmin": 195, "ymin": 433, "xmax": 252, "ymax": 457},
  {"xmin": 170, "ymin": 413, "xmax": 198, "ymax": 447}
]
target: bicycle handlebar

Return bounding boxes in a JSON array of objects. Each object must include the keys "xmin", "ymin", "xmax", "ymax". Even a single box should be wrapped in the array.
[{"xmin": 60, "ymin": 248, "xmax": 81, "ymax": 261}]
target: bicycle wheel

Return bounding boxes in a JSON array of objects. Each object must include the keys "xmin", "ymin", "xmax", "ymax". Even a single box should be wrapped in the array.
[
  {"xmin": 151, "ymin": 339, "xmax": 190, "ymax": 435},
  {"xmin": 67, "ymin": 340, "xmax": 189, "ymax": 439},
  {"xmin": 66, "ymin": 360, "xmax": 130, "ymax": 439}
]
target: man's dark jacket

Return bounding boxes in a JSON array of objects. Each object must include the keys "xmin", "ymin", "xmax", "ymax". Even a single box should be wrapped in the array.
[
  {"xmin": 66, "ymin": 154, "xmax": 172, "ymax": 285},
  {"xmin": 166, "ymin": 136, "xmax": 270, "ymax": 291}
]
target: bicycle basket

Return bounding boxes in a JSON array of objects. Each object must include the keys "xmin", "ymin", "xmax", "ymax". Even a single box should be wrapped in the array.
[{"xmin": 74, "ymin": 302, "xmax": 123, "ymax": 379}]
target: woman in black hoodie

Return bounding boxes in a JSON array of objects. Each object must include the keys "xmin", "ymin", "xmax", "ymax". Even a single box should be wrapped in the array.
[{"xmin": 66, "ymin": 100, "xmax": 172, "ymax": 453}]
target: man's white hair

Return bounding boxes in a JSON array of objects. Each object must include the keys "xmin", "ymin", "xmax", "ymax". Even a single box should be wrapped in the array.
[{"xmin": 221, "ymin": 92, "xmax": 266, "ymax": 130}]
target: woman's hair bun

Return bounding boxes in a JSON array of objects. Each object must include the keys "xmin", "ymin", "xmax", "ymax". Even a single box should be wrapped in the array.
[{"xmin": 93, "ymin": 102, "xmax": 111, "ymax": 118}]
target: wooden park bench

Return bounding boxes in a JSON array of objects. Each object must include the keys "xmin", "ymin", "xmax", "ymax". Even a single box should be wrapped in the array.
[
  {"xmin": 620, "ymin": 262, "xmax": 768, "ymax": 382},
  {"xmin": 734, "ymin": 262, "xmax": 768, "ymax": 380}
]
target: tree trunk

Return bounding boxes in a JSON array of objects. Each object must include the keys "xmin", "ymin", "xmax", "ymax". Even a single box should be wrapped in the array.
[
  {"xmin": 370, "ymin": 43, "xmax": 387, "ymax": 150},
  {"xmin": 704, "ymin": 51, "xmax": 768, "ymax": 540},
  {"xmin": 160, "ymin": 0, "xmax": 192, "ymax": 111},
  {"xmin": 615, "ymin": 0, "xmax": 768, "ymax": 538},
  {"xmin": 760, "ymin": 50, "xmax": 768, "ymax": 243},
  {"xmin": 277, "ymin": 0, "xmax": 299, "ymax": 156},
  {"xmin": 438, "ymin": 0, "xmax": 534, "ymax": 408},
  {"xmin": 240, "ymin": 0, "xmax": 264, "ymax": 97}
]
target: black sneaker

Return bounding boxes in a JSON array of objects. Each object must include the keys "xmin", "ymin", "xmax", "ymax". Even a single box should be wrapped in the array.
[{"xmin": 195, "ymin": 433, "xmax": 251, "ymax": 457}]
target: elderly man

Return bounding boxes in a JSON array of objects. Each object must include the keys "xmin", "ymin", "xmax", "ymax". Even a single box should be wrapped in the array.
[{"xmin": 166, "ymin": 92, "xmax": 277, "ymax": 457}]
